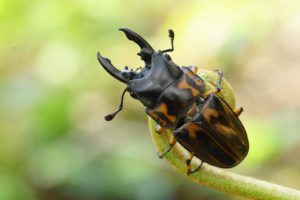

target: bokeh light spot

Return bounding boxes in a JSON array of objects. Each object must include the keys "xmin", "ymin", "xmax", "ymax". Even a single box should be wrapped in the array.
[{"xmin": 35, "ymin": 42, "xmax": 80, "ymax": 86}]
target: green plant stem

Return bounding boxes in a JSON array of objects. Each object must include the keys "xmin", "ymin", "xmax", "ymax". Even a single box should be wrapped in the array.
[{"xmin": 148, "ymin": 119, "xmax": 300, "ymax": 200}]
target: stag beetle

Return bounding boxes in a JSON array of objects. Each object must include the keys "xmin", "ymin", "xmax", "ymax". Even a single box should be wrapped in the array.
[{"xmin": 97, "ymin": 28, "xmax": 248, "ymax": 174}]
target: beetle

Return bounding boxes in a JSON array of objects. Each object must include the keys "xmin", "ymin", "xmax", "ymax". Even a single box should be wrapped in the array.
[{"xmin": 97, "ymin": 28, "xmax": 249, "ymax": 174}]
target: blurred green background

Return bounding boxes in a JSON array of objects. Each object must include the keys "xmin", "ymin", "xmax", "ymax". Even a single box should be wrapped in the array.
[{"xmin": 1, "ymin": 0, "xmax": 300, "ymax": 199}]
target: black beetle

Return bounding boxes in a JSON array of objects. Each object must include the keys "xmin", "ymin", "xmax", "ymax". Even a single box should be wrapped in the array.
[{"xmin": 97, "ymin": 28, "xmax": 248, "ymax": 174}]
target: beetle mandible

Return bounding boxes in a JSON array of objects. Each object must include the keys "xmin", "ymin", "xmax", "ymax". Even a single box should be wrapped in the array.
[{"xmin": 97, "ymin": 28, "xmax": 249, "ymax": 174}]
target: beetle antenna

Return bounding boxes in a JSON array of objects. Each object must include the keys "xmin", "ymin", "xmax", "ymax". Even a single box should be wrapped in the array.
[
  {"xmin": 104, "ymin": 88, "xmax": 127, "ymax": 121},
  {"xmin": 162, "ymin": 29, "xmax": 175, "ymax": 53}
]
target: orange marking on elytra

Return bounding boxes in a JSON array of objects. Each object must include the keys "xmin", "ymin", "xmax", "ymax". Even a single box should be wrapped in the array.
[
  {"xmin": 202, "ymin": 107, "xmax": 241, "ymax": 161},
  {"xmin": 203, "ymin": 108, "xmax": 219, "ymax": 123},
  {"xmin": 184, "ymin": 123, "xmax": 201, "ymax": 139}
]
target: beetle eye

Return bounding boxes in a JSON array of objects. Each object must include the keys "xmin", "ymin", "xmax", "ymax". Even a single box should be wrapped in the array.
[{"xmin": 164, "ymin": 54, "xmax": 172, "ymax": 61}]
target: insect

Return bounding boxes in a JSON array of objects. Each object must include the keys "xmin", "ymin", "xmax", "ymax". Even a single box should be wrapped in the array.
[{"xmin": 97, "ymin": 28, "xmax": 249, "ymax": 174}]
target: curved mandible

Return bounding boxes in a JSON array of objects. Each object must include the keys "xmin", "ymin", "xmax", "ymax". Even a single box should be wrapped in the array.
[
  {"xmin": 119, "ymin": 28, "xmax": 155, "ymax": 66},
  {"xmin": 97, "ymin": 52, "xmax": 128, "ymax": 83}
]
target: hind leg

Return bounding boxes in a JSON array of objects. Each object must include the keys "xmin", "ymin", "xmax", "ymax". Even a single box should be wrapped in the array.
[{"xmin": 186, "ymin": 152, "xmax": 204, "ymax": 175}]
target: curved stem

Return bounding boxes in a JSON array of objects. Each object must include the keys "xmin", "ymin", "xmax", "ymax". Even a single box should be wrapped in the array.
[{"xmin": 148, "ymin": 119, "xmax": 300, "ymax": 200}]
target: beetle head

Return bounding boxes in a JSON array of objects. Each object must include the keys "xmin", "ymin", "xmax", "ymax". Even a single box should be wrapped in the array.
[
  {"xmin": 98, "ymin": 28, "xmax": 182, "ymax": 120},
  {"xmin": 97, "ymin": 28, "xmax": 154, "ymax": 84},
  {"xmin": 97, "ymin": 28, "xmax": 179, "ymax": 83}
]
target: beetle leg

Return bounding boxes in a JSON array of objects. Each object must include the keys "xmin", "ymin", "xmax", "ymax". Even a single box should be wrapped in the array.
[
  {"xmin": 186, "ymin": 153, "xmax": 194, "ymax": 175},
  {"xmin": 234, "ymin": 107, "xmax": 243, "ymax": 116},
  {"xmin": 157, "ymin": 135, "xmax": 176, "ymax": 158},
  {"xmin": 155, "ymin": 124, "xmax": 164, "ymax": 134},
  {"xmin": 188, "ymin": 65, "xmax": 198, "ymax": 74},
  {"xmin": 203, "ymin": 88, "xmax": 220, "ymax": 98},
  {"xmin": 213, "ymin": 69, "xmax": 223, "ymax": 91},
  {"xmin": 202, "ymin": 69, "xmax": 223, "ymax": 98},
  {"xmin": 186, "ymin": 153, "xmax": 204, "ymax": 175},
  {"xmin": 190, "ymin": 160, "xmax": 204, "ymax": 174}
]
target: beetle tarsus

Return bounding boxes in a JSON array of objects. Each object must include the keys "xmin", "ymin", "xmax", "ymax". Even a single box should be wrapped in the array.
[
  {"xmin": 213, "ymin": 69, "xmax": 223, "ymax": 92},
  {"xmin": 157, "ymin": 147, "xmax": 171, "ymax": 159},
  {"xmin": 186, "ymin": 155, "xmax": 203, "ymax": 175},
  {"xmin": 157, "ymin": 135, "xmax": 176, "ymax": 158},
  {"xmin": 189, "ymin": 160, "xmax": 204, "ymax": 175},
  {"xmin": 202, "ymin": 69, "xmax": 223, "ymax": 97}
]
